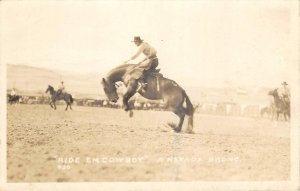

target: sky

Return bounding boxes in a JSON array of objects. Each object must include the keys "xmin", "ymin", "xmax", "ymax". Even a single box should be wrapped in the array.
[{"xmin": 1, "ymin": 1, "xmax": 298, "ymax": 88}]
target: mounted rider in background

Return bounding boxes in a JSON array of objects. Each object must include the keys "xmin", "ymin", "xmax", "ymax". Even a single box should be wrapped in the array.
[
  {"xmin": 125, "ymin": 36, "xmax": 159, "ymax": 92},
  {"xmin": 278, "ymin": 81, "xmax": 290, "ymax": 105},
  {"xmin": 55, "ymin": 81, "xmax": 65, "ymax": 99},
  {"xmin": 10, "ymin": 88, "xmax": 17, "ymax": 98}
]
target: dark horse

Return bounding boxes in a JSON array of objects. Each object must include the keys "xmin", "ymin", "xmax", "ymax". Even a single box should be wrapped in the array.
[
  {"xmin": 7, "ymin": 94, "xmax": 21, "ymax": 104},
  {"xmin": 268, "ymin": 88, "xmax": 290, "ymax": 121},
  {"xmin": 101, "ymin": 64, "xmax": 194, "ymax": 133},
  {"xmin": 45, "ymin": 85, "xmax": 73, "ymax": 111}
]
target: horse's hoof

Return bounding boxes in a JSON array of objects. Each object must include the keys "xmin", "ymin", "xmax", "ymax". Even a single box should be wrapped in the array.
[
  {"xmin": 174, "ymin": 128, "xmax": 181, "ymax": 133},
  {"xmin": 167, "ymin": 122, "xmax": 177, "ymax": 129},
  {"xmin": 186, "ymin": 130, "xmax": 195, "ymax": 134}
]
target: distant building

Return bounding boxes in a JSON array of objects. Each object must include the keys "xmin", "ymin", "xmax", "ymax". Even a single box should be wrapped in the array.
[{"xmin": 237, "ymin": 88, "xmax": 248, "ymax": 95}]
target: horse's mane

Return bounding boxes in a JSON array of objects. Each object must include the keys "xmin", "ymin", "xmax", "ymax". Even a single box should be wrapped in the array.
[
  {"xmin": 48, "ymin": 85, "xmax": 55, "ymax": 90},
  {"xmin": 114, "ymin": 63, "xmax": 134, "ymax": 69},
  {"xmin": 106, "ymin": 63, "xmax": 135, "ymax": 78}
]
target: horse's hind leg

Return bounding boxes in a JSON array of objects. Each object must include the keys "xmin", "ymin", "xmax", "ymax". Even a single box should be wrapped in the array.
[
  {"xmin": 65, "ymin": 100, "xmax": 70, "ymax": 111},
  {"xmin": 171, "ymin": 106, "xmax": 185, "ymax": 133},
  {"xmin": 65, "ymin": 103, "xmax": 69, "ymax": 111}
]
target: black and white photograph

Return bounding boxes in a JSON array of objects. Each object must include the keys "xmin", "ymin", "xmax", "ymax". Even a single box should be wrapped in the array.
[{"xmin": 0, "ymin": 1, "xmax": 299, "ymax": 191}]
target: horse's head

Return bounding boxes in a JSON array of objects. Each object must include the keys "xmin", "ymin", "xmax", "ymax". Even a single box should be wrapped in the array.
[
  {"xmin": 45, "ymin": 85, "xmax": 54, "ymax": 94},
  {"xmin": 101, "ymin": 78, "xmax": 119, "ymax": 103},
  {"xmin": 268, "ymin": 88, "xmax": 278, "ymax": 97}
]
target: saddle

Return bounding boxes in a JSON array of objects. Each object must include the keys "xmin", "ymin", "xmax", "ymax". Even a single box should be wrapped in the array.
[
  {"xmin": 126, "ymin": 68, "xmax": 162, "ymax": 81},
  {"xmin": 145, "ymin": 69, "xmax": 162, "ymax": 77}
]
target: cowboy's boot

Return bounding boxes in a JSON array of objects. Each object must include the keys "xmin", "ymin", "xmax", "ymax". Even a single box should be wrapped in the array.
[{"xmin": 54, "ymin": 90, "xmax": 61, "ymax": 100}]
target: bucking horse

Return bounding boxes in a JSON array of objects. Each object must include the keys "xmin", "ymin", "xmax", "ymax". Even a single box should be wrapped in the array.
[
  {"xmin": 45, "ymin": 85, "xmax": 73, "ymax": 111},
  {"xmin": 101, "ymin": 63, "xmax": 194, "ymax": 133}
]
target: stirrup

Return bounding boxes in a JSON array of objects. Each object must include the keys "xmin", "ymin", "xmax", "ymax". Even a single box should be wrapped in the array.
[{"xmin": 137, "ymin": 82, "xmax": 147, "ymax": 92}]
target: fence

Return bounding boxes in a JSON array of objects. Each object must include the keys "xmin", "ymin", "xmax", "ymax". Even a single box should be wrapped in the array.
[{"xmin": 9, "ymin": 94, "xmax": 273, "ymax": 118}]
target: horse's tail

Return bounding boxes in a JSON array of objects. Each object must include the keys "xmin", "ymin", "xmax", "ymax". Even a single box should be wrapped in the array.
[
  {"xmin": 183, "ymin": 90, "xmax": 194, "ymax": 132},
  {"xmin": 70, "ymin": 95, "xmax": 74, "ymax": 104},
  {"xmin": 183, "ymin": 90, "xmax": 193, "ymax": 115}
]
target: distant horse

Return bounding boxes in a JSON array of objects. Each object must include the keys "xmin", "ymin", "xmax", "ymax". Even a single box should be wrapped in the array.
[
  {"xmin": 268, "ymin": 89, "xmax": 290, "ymax": 121},
  {"xmin": 45, "ymin": 85, "xmax": 73, "ymax": 111},
  {"xmin": 101, "ymin": 63, "xmax": 194, "ymax": 133},
  {"xmin": 260, "ymin": 104, "xmax": 276, "ymax": 119},
  {"xmin": 260, "ymin": 106, "xmax": 271, "ymax": 118},
  {"xmin": 7, "ymin": 94, "xmax": 21, "ymax": 104}
]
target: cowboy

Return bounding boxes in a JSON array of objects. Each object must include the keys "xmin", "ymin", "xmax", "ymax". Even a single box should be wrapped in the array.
[
  {"xmin": 279, "ymin": 81, "xmax": 290, "ymax": 104},
  {"xmin": 55, "ymin": 81, "xmax": 65, "ymax": 99},
  {"xmin": 9, "ymin": 88, "xmax": 17, "ymax": 101},
  {"xmin": 10, "ymin": 88, "xmax": 16, "ymax": 97},
  {"xmin": 125, "ymin": 36, "xmax": 159, "ymax": 92}
]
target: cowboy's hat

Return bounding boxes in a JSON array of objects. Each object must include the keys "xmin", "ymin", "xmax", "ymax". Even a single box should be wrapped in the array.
[
  {"xmin": 132, "ymin": 36, "xmax": 143, "ymax": 42},
  {"xmin": 281, "ymin": 81, "xmax": 288, "ymax": 85}
]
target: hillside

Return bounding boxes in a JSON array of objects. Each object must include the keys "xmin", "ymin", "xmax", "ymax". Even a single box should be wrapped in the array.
[
  {"xmin": 7, "ymin": 64, "xmax": 104, "ymax": 99},
  {"xmin": 7, "ymin": 64, "xmax": 272, "ymax": 104}
]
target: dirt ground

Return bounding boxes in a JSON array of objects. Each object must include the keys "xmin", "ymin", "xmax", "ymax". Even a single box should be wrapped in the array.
[{"xmin": 7, "ymin": 104, "xmax": 290, "ymax": 182}]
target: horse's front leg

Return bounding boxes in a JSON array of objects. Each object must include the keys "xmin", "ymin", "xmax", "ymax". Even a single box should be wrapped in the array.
[
  {"xmin": 284, "ymin": 112, "xmax": 288, "ymax": 121},
  {"xmin": 123, "ymin": 80, "xmax": 138, "ymax": 112},
  {"xmin": 272, "ymin": 110, "xmax": 276, "ymax": 121},
  {"xmin": 53, "ymin": 101, "xmax": 57, "ymax": 110},
  {"xmin": 49, "ymin": 100, "xmax": 54, "ymax": 108}
]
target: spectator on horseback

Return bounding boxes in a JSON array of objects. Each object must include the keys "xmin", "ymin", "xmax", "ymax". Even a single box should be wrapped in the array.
[
  {"xmin": 54, "ymin": 81, "xmax": 65, "ymax": 99},
  {"xmin": 125, "ymin": 36, "xmax": 159, "ymax": 92},
  {"xmin": 279, "ymin": 81, "xmax": 290, "ymax": 104},
  {"xmin": 58, "ymin": 81, "xmax": 65, "ymax": 94},
  {"xmin": 10, "ymin": 88, "xmax": 17, "ymax": 98}
]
